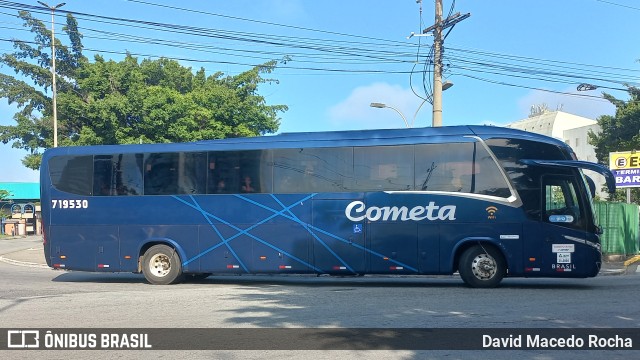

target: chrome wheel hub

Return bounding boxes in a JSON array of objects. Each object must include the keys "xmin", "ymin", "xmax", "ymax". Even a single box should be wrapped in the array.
[
  {"xmin": 149, "ymin": 253, "xmax": 171, "ymax": 277},
  {"xmin": 471, "ymin": 253, "xmax": 496, "ymax": 280}
]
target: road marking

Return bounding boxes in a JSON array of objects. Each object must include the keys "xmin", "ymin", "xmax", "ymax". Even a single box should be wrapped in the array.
[{"xmin": 0, "ymin": 256, "xmax": 50, "ymax": 269}]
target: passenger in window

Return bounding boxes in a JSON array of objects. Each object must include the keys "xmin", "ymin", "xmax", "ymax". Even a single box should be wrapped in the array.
[
  {"xmin": 216, "ymin": 179, "xmax": 226, "ymax": 194},
  {"xmin": 241, "ymin": 176, "xmax": 255, "ymax": 193}
]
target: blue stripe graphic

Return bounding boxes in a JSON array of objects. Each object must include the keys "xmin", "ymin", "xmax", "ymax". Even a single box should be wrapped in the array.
[{"xmin": 172, "ymin": 194, "xmax": 418, "ymax": 273}]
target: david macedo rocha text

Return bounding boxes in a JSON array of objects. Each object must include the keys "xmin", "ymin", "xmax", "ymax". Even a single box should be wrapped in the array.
[{"xmin": 483, "ymin": 334, "xmax": 633, "ymax": 349}]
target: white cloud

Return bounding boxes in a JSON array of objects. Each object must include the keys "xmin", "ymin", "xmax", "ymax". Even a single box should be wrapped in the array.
[
  {"xmin": 517, "ymin": 87, "xmax": 615, "ymax": 120},
  {"xmin": 328, "ymin": 82, "xmax": 428, "ymax": 130}
]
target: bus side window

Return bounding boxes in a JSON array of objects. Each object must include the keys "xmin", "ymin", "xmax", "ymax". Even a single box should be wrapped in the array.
[
  {"xmin": 144, "ymin": 153, "xmax": 177, "ymax": 195},
  {"xmin": 273, "ymin": 147, "xmax": 353, "ymax": 193},
  {"xmin": 354, "ymin": 145, "xmax": 413, "ymax": 191},
  {"xmin": 207, "ymin": 152, "xmax": 237, "ymax": 194},
  {"xmin": 207, "ymin": 150, "xmax": 268, "ymax": 194},
  {"xmin": 93, "ymin": 154, "xmax": 143, "ymax": 196},
  {"xmin": 543, "ymin": 176, "xmax": 583, "ymax": 229},
  {"xmin": 415, "ymin": 142, "xmax": 511, "ymax": 197},
  {"xmin": 93, "ymin": 155, "xmax": 115, "ymax": 196},
  {"xmin": 49, "ymin": 155, "xmax": 93, "ymax": 196},
  {"xmin": 176, "ymin": 152, "xmax": 207, "ymax": 195}
]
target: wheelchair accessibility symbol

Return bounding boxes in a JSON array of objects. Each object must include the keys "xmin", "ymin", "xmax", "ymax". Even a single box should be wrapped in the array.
[{"xmin": 353, "ymin": 224, "xmax": 362, "ymax": 233}]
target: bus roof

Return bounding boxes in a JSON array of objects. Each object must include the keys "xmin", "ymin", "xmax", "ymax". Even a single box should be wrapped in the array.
[{"xmin": 42, "ymin": 125, "xmax": 569, "ymax": 157}]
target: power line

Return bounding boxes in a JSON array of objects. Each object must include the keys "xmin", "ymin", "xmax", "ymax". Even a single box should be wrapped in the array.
[
  {"xmin": 0, "ymin": 37, "xmax": 418, "ymax": 74},
  {"xmin": 2, "ymin": 0, "xmax": 636, "ymax": 84},
  {"xmin": 447, "ymin": 46, "xmax": 640, "ymax": 75},
  {"xmin": 595, "ymin": 0, "xmax": 640, "ymax": 11},
  {"xmin": 457, "ymin": 73, "xmax": 613, "ymax": 101},
  {"xmin": 0, "ymin": 1, "xmax": 420, "ymax": 67},
  {"xmin": 124, "ymin": 0, "xmax": 409, "ymax": 44},
  {"xmin": 0, "ymin": 1, "xmax": 636, "ymax": 99}
]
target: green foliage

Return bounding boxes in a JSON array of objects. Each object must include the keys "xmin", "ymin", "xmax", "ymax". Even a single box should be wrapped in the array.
[
  {"xmin": 606, "ymin": 188, "xmax": 640, "ymax": 204},
  {"xmin": 0, "ymin": 12, "xmax": 287, "ymax": 170},
  {"xmin": 588, "ymin": 87, "xmax": 640, "ymax": 163},
  {"xmin": 0, "ymin": 189, "xmax": 12, "ymax": 220},
  {"xmin": 588, "ymin": 86, "xmax": 640, "ymax": 203},
  {"xmin": 0, "ymin": 189, "xmax": 10, "ymax": 201}
]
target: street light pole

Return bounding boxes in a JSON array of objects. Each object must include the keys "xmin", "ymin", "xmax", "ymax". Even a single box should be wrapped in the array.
[
  {"xmin": 38, "ymin": 1, "xmax": 66, "ymax": 148},
  {"xmin": 411, "ymin": 99, "xmax": 428, "ymax": 128},
  {"xmin": 370, "ymin": 103, "xmax": 409, "ymax": 128}
]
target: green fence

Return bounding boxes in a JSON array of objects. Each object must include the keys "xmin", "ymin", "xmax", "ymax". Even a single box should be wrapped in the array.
[{"xmin": 594, "ymin": 202, "xmax": 640, "ymax": 255}]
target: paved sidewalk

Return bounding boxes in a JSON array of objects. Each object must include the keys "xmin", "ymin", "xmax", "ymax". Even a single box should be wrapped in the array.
[
  {"xmin": 0, "ymin": 235, "xmax": 48, "ymax": 269},
  {"xmin": 1, "ymin": 235, "xmax": 637, "ymax": 275}
]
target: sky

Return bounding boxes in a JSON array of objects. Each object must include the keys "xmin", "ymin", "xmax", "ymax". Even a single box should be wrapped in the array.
[{"xmin": 1, "ymin": 0, "xmax": 639, "ymax": 183}]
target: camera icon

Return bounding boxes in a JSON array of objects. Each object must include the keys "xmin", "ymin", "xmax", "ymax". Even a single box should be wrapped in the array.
[{"xmin": 7, "ymin": 330, "xmax": 39, "ymax": 348}]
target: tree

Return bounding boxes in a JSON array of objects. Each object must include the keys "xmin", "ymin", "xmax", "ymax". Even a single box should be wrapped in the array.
[
  {"xmin": 1, "ymin": 11, "xmax": 287, "ymax": 170},
  {"xmin": 0, "ymin": 189, "xmax": 9, "ymax": 201},
  {"xmin": 0, "ymin": 11, "xmax": 83, "ymax": 169},
  {"xmin": 588, "ymin": 86, "xmax": 640, "ymax": 203},
  {"xmin": 0, "ymin": 189, "xmax": 10, "ymax": 220},
  {"xmin": 61, "ymin": 55, "xmax": 285, "ymax": 147}
]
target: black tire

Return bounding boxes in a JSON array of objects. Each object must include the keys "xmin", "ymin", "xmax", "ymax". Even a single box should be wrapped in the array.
[
  {"xmin": 142, "ymin": 244, "xmax": 183, "ymax": 285},
  {"xmin": 458, "ymin": 245, "xmax": 506, "ymax": 288}
]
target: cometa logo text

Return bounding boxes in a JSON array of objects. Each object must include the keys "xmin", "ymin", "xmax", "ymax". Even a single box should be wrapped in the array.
[{"xmin": 345, "ymin": 201, "xmax": 457, "ymax": 222}]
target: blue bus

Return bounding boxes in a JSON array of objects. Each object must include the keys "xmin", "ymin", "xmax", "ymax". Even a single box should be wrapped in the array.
[{"xmin": 40, "ymin": 125, "xmax": 615, "ymax": 287}]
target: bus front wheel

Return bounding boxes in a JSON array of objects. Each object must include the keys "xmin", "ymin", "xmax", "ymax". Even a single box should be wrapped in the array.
[
  {"xmin": 458, "ymin": 245, "xmax": 506, "ymax": 288},
  {"xmin": 142, "ymin": 244, "xmax": 183, "ymax": 285}
]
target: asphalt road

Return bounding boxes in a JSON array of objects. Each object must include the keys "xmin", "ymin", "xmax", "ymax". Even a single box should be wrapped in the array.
[{"xmin": 0, "ymin": 236, "xmax": 639, "ymax": 359}]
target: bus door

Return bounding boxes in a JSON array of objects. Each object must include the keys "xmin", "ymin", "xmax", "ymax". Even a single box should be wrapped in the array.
[
  {"xmin": 523, "ymin": 174, "xmax": 589, "ymax": 276},
  {"xmin": 312, "ymin": 195, "xmax": 366, "ymax": 274},
  {"xmin": 520, "ymin": 160, "xmax": 615, "ymax": 277}
]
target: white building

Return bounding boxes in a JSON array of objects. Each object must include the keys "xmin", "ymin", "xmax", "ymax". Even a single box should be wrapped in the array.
[{"xmin": 506, "ymin": 110, "xmax": 607, "ymax": 197}]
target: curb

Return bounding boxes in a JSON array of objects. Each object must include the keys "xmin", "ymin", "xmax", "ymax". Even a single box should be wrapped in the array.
[
  {"xmin": 600, "ymin": 268, "xmax": 626, "ymax": 276},
  {"xmin": 623, "ymin": 255, "xmax": 640, "ymax": 267}
]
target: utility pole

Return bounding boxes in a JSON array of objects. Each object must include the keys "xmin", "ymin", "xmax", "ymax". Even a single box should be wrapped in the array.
[
  {"xmin": 422, "ymin": 1, "xmax": 470, "ymax": 127},
  {"xmin": 38, "ymin": 1, "xmax": 66, "ymax": 148},
  {"xmin": 432, "ymin": 0, "xmax": 443, "ymax": 127}
]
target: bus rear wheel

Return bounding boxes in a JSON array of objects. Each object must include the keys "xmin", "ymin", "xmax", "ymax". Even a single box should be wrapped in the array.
[
  {"xmin": 458, "ymin": 245, "xmax": 506, "ymax": 288},
  {"xmin": 142, "ymin": 244, "xmax": 183, "ymax": 285}
]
